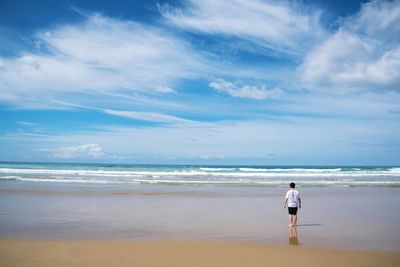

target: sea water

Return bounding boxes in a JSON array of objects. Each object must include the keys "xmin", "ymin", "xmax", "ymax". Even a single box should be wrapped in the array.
[{"xmin": 1, "ymin": 162, "xmax": 400, "ymax": 187}]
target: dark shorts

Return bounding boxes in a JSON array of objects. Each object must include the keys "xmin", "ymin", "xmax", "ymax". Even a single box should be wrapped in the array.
[{"xmin": 288, "ymin": 207, "xmax": 298, "ymax": 215}]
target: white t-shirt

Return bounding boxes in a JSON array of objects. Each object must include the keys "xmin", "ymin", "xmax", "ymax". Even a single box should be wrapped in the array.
[{"xmin": 286, "ymin": 189, "xmax": 300, "ymax": 207}]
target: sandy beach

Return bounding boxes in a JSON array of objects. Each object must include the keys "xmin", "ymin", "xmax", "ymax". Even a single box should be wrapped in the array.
[{"xmin": 1, "ymin": 239, "xmax": 399, "ymax": 267}]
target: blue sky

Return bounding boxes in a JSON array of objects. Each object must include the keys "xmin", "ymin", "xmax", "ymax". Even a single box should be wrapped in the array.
[{"xmin": 0, "ymin": 0, "xmax": 399, "ymax": 165}]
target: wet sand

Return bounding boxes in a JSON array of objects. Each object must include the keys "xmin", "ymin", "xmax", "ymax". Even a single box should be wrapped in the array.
[
  {"xmin": 1, "ymin": 182, "xmax": 400, "ymax": 266},
  {"xmin": 1, "ymin": 182, "xmax": 400, "ymax": 250},
  {"xmin": 1, "ymin": 239, "xmax": 399, "ymax": 267}
]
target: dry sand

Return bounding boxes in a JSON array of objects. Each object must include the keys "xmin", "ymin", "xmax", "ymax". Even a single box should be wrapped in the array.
[{"xmin": 1, "ymin": 239, "xmax": 399, "ymax": 267}]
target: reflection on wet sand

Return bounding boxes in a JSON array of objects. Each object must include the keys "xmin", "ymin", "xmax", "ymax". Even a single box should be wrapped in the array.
[{"xmin": 289, "ymin": 226, "xmax": 300, "ymax": 246}]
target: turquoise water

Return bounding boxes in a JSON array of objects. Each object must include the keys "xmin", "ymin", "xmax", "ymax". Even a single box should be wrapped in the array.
[{"xmin": 1, "ymin": 162, "xmax": 400, "ymax": 187}]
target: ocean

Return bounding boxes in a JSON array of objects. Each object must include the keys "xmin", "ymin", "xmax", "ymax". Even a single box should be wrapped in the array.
[{"xmin": 1, "ymin": 162, "xmax": 400, "ymax": 187}]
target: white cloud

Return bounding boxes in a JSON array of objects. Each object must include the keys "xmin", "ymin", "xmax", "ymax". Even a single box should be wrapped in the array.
[
  {"xmin": 300, "ymin": 0, "xmax": 400, "ymax": 92},
  {"xmin": 197, "ymin": 154, "xmax": 225, "ymax": 160},
  {"xmin": 153, "ymin": 85, "xmax": 176, "ymax": 93},
  {"xmin": 209, "ymin": 79, "xmax": 282, "ymax": 99},
  {"xmin": 348, "ymin": 0, "xmax": 400, "ymax": 42},
  {"xmin": 0, "ymin": 12, "xmax": 284, "ymax": 110},
  {"xmin": 45, "ymin": 144, "xmax": 105, "ymax": 159},
  {"xmin": 159, "ymin": 0, "xmax": 325, "ymax": 56},
  {"xmin": 17, "ymin": 121, "xmax": 39, "ymax": 127},
  {"xmin": 198, "ymin": 155, "xmax": 209, "ymax": 160},
  {"xmin": 103, "ymin": 109, "xmax": 197, "ymax": 124},
  {"xmin": 0, "ymin": 14, "xmax": 207, "ymax": 106}
]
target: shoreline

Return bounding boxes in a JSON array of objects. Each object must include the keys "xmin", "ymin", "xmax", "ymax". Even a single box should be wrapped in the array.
[{"xmin": 1, "ymin": 239, "xmax": 399, "ymax": 267}]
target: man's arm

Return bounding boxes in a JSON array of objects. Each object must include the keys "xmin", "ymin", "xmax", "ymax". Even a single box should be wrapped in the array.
[
  {"xmin": 298, "ymin": 197, "xmax": 301, "ymax": 209},
  {"xmin": 284, "ymin": 197, "xmax": 288, "ymax": 208}
]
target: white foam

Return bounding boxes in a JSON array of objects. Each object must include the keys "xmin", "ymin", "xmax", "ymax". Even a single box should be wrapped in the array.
[
  {"xmin": 199, "ymin": 168, "xmax": 235, "ymax": 172},
  {"xmin": 2, "ymin": 167, "xmax": 400, "ymax": 178},
  {"xmin": 389, "ymin": 167, "xmax": 400, "ymax": 173},
  {"xmin": 6, "ymin": 176, "xmax": 140, "ymax": 185},
  {"xmin": 238, "ymin": 168, "xmax": 343, "ymax": 172},
  {"xmin": 0, "ymin": 175, "xmax": 21, "ymax": 180},
  {"xmin": 1, "ymin": 166, "xmax": 400, "ymax": 187}
]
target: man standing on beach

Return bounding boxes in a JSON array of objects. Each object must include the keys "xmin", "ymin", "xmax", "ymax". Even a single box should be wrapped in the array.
[{"xmin": 284, "ymin": 182, "xmax": 301, "ymax": 227}]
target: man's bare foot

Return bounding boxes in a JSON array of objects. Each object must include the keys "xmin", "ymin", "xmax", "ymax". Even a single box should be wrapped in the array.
[{"xmin": 289, "ymin": 224, "xmax": 293, "ymax": 227}]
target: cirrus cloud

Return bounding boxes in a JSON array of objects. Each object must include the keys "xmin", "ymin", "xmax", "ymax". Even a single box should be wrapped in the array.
[
  {"xmin": 103, "ymin": 109, "xmax": 198, "ymax": 125},
  {"xmin": 0, "ymin": 14, "xmax": 208, "ymax": 107},
  {"xmin": 159, "ymin": 0, "xmax": 325, "ymax": 56}
]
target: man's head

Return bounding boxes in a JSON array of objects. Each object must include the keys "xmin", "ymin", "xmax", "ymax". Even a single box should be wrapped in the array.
[{"xmin": 290, "ymin": 182, "xmax": 295, "ymax": 189}]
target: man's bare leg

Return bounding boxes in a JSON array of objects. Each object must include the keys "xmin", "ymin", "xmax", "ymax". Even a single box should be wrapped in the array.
[
  {"xmin": 293, "ymin": 215, "xmax": 297, "ymax": 226},
  {"xmin": 288, "ymin": 215, "xmax": 293, "ymax": 226}
]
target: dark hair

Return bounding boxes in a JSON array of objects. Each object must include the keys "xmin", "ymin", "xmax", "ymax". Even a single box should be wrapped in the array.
[{"xmin": 290, "ymin": 182, "xmax": 295, "ymax": 188}]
